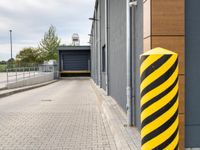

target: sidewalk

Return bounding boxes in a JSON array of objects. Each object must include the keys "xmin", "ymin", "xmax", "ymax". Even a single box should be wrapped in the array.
[
  {"xmin": 91, "ymin": 80, "xmax": 141, "ymax": 150},
  {"xmin": 0, "ymin": 80, "xmax": 57, "ymax": 98}
]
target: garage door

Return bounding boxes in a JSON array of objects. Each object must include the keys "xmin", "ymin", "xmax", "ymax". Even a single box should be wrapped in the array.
[{"xmin": 62, "ymin": 51, "xmax": 90, "ymax": 71}]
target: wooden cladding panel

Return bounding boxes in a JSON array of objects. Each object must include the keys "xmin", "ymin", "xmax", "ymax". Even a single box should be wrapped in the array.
[
  {"xmin": 179, "ymin": 114, "xmax": 185, "ymax": 150},
  {"xmin": 151, "ymin": 0, "xmax": 184, "ymax": 35},
  {"xmin": 143, "ymin": 0, "xmax": 151, "ymax": 38},
  {"xmin": 179, "ymin": 75, "xmax": 185, "ymax": 114},
  {"xmin": 151, "ymin": 36, "xmax": 185, "ymax": 74},
  {"xmin": 143, "ymin": 37, "xmax": 151, "ymax": 52}
]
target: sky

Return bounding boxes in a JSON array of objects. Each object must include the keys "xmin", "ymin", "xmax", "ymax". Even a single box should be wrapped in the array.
[{"xmin": 0, "ymin": 0, "xmax": 95, "ymax": 61}]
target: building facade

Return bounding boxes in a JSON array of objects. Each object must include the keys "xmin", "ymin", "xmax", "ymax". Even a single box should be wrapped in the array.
[{"xmin": 90, "ymin": 0, "xmax": 200, "ymax": 149}]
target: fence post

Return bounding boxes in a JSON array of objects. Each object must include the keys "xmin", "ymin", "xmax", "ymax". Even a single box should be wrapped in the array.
[
  {"xmin": 29, "ymin": 67, "xmax": 31, "ymax": 78},
  {"xmin": 15, "ymin": 68, "xmax": 17, "ymax": 82},
  {"xmin": 34, "ymin": 66, "xmax": 35, "ymax": 77},
  {"xmin": 6, "ymin": 68, "xmax": 9, "ymax": 84},
  {"xmin": 140, "ymin": 47, "xmax": 179, "ymax": 150},
  {"xmin": 23, "ymin": 67, "xmax": 25, "ymax": 80}
]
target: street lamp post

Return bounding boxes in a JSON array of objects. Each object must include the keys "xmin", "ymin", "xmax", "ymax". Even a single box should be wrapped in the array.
[{"xmin": 9, "ymin": 30, "xmax": 13, "ymax": 59}]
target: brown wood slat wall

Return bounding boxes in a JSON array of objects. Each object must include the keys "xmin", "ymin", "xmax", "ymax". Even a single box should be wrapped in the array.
[{"xmin": 143, "ymin": 0, "xmax": 185, "ymax": 149}]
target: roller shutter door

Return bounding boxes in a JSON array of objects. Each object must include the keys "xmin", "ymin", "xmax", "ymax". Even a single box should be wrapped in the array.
[{"xmin": 62, "ymin": 51, "xmax": 90, "ymax": 71}]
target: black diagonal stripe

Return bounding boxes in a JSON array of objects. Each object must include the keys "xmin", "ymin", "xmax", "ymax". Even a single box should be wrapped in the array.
[
  {"xmin": 141, "ymin": 92, "xmax": 178, "ymax": 128},
  {"xmin": 142, "ymin": 109, "xmax": 178, "ymax": 145},
  {"xmin": 141, "ymin": 77, "xmax": 178, "ymax": 113},
  {"xmin": 175, "ymin": 144, "xmax": 179, "ymax": 150},
  {"xmin": 153, "ymin": 126, "xmax": 179, "ymax": 150},
  {"xmin": 140, "ymin": 55, "xmax": 150, "ymax": 65},
  {"xmin": 141, "ymin": 58, "xmax": 178, "ymax": 98},
  {"xmin": 141, "ymin": 55, "xmax": 171, "ymax": 83}
]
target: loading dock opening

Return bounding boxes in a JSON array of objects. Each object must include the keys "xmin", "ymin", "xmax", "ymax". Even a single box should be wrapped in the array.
[{"xmin": 58, "ymin": 46, "xmax": 91, "ymax": 77}]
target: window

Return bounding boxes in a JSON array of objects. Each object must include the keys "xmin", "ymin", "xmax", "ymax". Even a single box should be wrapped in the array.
[{"xmin": 102, "ymin": 45, "xmax": 106, "ymax": 72}]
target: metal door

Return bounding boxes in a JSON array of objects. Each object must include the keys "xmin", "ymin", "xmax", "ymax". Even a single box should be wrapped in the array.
[{"xmin": 62, "ymin": 51, "xmax": 90, "ymax": 71}]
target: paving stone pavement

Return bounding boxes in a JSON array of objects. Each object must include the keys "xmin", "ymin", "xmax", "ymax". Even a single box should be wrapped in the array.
[
  {"xmin": 92, "ymin": 82, "xmax": 140, "ymax": 150},
  {"xmin": 0, "ymin": 79, "xmax": 118, "ymax": 150}
]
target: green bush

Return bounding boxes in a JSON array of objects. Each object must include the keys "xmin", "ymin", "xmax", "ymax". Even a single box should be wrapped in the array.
[{"xmin": 0, "ymin": 64, "xmax": 7, "ymax": 72}]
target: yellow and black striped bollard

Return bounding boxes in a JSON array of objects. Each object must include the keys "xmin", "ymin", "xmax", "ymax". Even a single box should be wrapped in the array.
[{"xmin": 140, "ymin": 47, "xmax": 179, "ymax": 150}]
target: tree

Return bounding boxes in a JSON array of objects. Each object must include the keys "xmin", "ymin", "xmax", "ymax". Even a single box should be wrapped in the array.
[
  {"xmin": 0, "ymin": 61, "xmax": 7, "ymax": 65},
  {"xmin": 16, "ymin": 47, "xmax": 41, "ymax": 66},
  {"xmin": 7, "ymin": 58, "xmax": 15, "ymax": 68},
  {"xmin": 39, "ymin": 25, "xmax": 60, "ymax": 60}
]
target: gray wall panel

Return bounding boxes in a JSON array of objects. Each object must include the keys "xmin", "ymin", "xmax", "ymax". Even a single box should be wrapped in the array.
[
  {"xmin": 91, "ymin": 25, "xmax": 98, "ymax": 83},
  {"xmin": 185, "ymin": 0, "xmax": 200, "ymax": 147},
  {"xmin": 132, "ymin": 0, "xmax": 143, "ymax": 129},
  {"xmin": 100, "ymin": 0, "xmax": 105, "ymax": 47},
  {"xmin": 95, "ymin": 8, "xmax": 99, "ymax": 85},
  {"xmin": 108, "ymin": 0, "xmax": 127, "ymax": 111},
  {"xmin": 186, "ymin": 126, "xmax": 200, "ymax": 147},
  {"xmin": 100, "ymin": 0, "xmax": 106, "ymax": 90},
  {"xmin": 91, "ymin": 0, "xmax": 143, "ymax": 130}
]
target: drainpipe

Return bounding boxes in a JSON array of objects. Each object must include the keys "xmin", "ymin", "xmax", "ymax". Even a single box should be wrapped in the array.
[
  {"xmin": 105, "ymin": 0, "xmax": 109, "ymax": 95},
  {"xmin": 126, "ymin": 0, "xmax": 132, "ymax": 126},
  {"xmin": 126, "ymin": 0, "xmax": 137, "ymax": 126}
]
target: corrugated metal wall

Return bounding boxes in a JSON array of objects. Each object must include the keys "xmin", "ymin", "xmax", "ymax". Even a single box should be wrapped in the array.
[
  {"xmin": 185, "ymin": 0, "xmax": 200, "ymax": 147},
  {"xmin": 107, "ymin": 0, "xmax": 127, "ymax": 111}
]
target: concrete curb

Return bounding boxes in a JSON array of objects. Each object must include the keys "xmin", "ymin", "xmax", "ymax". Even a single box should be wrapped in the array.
[
  {"xmin": 0, "ymin": 80, "xmax": 58, "ymax": 99},
  {"xmin": 0, "ymin": 87, "xmax": 6, "ymax": 91},
  {"xmin": 90, "ymin": 79, "xmax": 141, "ymax": 150}
]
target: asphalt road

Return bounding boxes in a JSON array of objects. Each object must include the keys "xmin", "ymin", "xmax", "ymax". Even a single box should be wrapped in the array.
[{"xmin": 0, "ymin": 79, "xmax": 117, "ymax": 150}]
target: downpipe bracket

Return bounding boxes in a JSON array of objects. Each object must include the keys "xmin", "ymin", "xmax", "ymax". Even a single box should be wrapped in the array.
[
  {"xmin": 129, "ymin": 0, "xmax": 137, "ymax": 7},
  {"xmin": 126, "ymin": 87, "xmax": 131, "ymax": 111},
  {"xmin": 126, "ymin": 86, "xmax": 132, "ymax": 126}
]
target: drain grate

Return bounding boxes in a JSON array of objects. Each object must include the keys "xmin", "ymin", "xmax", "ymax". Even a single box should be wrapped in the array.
[
  {"xmin": 41, "ymin": 99, "xmax": 52, "ymax": 102},
  {"xmin": 123, "ymin": 124, "xmax": 127, "ymax": 127}
]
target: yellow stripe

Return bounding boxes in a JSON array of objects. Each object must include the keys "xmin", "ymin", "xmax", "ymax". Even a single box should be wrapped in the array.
[
  {"xmin": 142, "ymin": 117, "xmax": 179, "ymax": 150},
  {"xmin": 140, "ymin": 55, "xmax": 177, "ymax": 93},
  {"xmin": 141, "ymin": 82, "xmax": 178, "ymax": 122},
  {"xmin": 61, "ymin": 71, "xmax": 91, "ymax": 74},
  {"xmin": 141, "ymin": 66, "xmax": 178, "ymax": 106},
  {"xmin": 140, "ymin": 54, "xmax": 163, "ymax": 76},
  {"xmin": 141, "ymin": 98, "xmax": 178, "ymax": 139},
  {"xmin": 164, "ymin": 131, "xmax": 179, "ymax": 150}
]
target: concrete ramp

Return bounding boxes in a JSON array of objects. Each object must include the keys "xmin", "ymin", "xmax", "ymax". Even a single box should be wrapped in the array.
[{"xmin": 6, "ymin": 73, "xmax": 55, "ymax": 89}]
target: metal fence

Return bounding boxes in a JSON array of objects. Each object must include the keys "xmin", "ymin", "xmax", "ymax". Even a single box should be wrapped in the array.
[
  {"xmin": 6, "ymin": 67, "xmax": 42, "ymax": 84},
  {"xmin": 6, "ymin": 64, "xmax": 58, "ymax": 84}
]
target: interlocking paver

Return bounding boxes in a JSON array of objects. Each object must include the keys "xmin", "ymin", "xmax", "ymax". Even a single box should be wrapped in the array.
[{"xmin": 0, "ymin": 79, "xmax": 117, "ymax": 150}]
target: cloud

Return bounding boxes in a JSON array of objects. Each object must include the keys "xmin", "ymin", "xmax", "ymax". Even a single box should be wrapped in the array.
[{"xmin": 0, "ymin": 0, "xmax": 95, "ymax": 61}]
